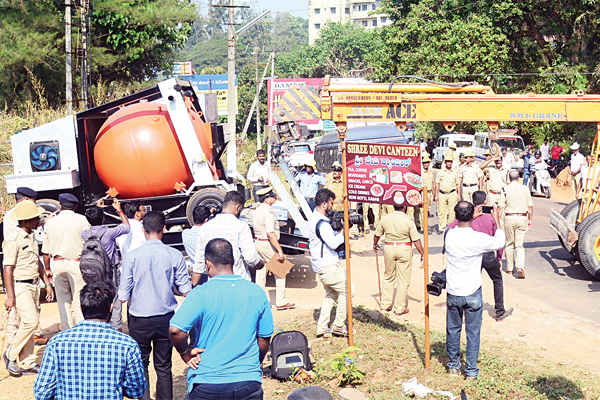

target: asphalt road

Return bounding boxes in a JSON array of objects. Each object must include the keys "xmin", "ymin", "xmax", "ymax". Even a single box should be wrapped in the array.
[{"xmin": 425, "ymin": 195, "xmax": 600, "ymax": 324}]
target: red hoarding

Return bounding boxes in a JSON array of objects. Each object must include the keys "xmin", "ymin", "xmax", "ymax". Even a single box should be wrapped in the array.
[{"xmin": 345, "ymin": 142, "xmax": 423, "ymax": 207}]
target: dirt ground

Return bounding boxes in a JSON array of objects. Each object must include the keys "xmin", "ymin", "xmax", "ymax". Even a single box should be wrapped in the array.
[{"xmin": 0, "ymin": 176, "xmax": 596, "ymax": 399}]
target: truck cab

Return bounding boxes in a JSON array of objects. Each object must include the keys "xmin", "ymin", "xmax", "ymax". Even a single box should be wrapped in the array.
[{"xmin": 473, "ymin": 131, "xmax": 525, "ymax": 171}]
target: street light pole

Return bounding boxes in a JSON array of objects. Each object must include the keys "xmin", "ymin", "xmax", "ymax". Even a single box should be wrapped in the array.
[{"xmin": 226, "ymin": 0, "xmax": 237, "ymax": 171}]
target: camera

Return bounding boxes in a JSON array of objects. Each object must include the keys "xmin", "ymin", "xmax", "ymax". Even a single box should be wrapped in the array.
[
  {"xmin": 327, "ymin": 211, "xmax": 364, "ymax": 231},
  {"xmin": 427, "ymin": 270, "xmax": 447, "ymax": 296}
]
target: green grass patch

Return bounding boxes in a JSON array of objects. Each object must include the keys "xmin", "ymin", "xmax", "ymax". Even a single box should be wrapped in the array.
[{"xmin": 262, "ymin": 306, "xmax": 599, "ymax": 399}]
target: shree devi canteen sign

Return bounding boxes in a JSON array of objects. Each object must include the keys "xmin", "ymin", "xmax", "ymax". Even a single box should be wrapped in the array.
[{"xmin": 345, "ymin": 142, "xmax": 422, "ymax": 207}]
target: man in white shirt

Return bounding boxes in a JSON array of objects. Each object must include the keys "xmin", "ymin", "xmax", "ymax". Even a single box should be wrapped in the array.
[
  {"xmin": 309, "ymin": 189, "xmax": 354, "ymax": 338},
  {"xmin": 540, "ymin": 138, "xmax": 550, "ymax": 163},
  {"xmin": 116, "ymin": 201, "xmax": 146, "ymax": 256},
  {"xmin": 501, "ymin": 147, "xmax": 515, "ymax": 171},
  {"xmin": 444, "ymin": 201, "xmax": 505, "ymax": 380},
  {"xmin": 247, "ymin": 149, "xmax": 272, "ymax": 203},
  {"xmin": 569, "ymin": 142, "xmax": 586, "ymax": 201}
]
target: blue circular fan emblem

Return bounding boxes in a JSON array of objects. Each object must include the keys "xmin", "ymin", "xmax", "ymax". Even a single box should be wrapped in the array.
[{"xmin": 31, "ymin": 144, "xmax": 59, "ymax": 170}]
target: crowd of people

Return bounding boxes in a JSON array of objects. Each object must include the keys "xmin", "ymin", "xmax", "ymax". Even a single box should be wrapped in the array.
[{"xmin": 0, "ymin": 138, "xmax": 592, "ymax": 397}]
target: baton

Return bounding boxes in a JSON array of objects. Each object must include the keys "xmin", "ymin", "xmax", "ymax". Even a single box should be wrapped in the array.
[
  {"xmin": 375, "ymin": 250, "xmax": 382, "ymax": 305},
  {"xmin": 0, "ymin": 311, "xmax": 9, "ymax": 357}
]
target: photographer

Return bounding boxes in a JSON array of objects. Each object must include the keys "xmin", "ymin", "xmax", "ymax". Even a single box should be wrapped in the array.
[
  {"xmin": 445, "ymin": 201, "xmax": 505, "ymax": 380},
  {"xmin": 309, "ymin": 189, "xmax": 354, "ymax": 338}
]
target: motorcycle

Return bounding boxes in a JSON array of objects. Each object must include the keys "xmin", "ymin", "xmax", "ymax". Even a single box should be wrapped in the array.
[
  {"xmin": 529, "ymin": 165, "xmax": 552, "ymax": 198},
  {"xmin": 549, "ymin": 156, "xmax": 566, "ymax": 178}
]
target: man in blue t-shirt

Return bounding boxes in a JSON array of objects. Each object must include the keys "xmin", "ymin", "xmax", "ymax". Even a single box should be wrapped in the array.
[{"xmin": 169, "ymin": 238, "xmax": 273, "ymax": 400}]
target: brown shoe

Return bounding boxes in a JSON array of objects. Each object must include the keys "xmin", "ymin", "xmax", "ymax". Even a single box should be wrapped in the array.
[
  {"xmin": 380, "ymin": 306, "xmax": 392, "ymax": 312},
  {"xmin": 276, "ymin": 303, "xmax": 296, "ymax": 311},
  {"xmin": 394, "ymin": 308, "xmax": 409, "ymax": 316},
  {"xmin": 517, "ymin": 268, "xmax": 525, "ymax": 279},
  {"xmin": 34, "ymin": 335, "xmax": 49, "ymax": 346}
]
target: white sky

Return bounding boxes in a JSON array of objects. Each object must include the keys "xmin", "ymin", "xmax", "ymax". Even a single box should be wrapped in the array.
[{"xmin": 194, "ymin": 0, "xmax": 309, "ymax": 19}]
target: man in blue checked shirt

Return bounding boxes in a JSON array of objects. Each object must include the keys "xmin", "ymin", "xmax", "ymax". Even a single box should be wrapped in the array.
[{"xmin": 34, "ymin": 281, "xmax": 145, "ymax": 400}]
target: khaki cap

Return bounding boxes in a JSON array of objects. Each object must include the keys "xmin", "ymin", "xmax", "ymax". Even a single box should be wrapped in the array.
[
  {"xmin": 444, "ymin": 154, "xmax": 454, "ymax": 161},
  {"xmin": 305, "ymin": 159, "xmax": 317, "ymax": 168},
  {"xmin": 484, "ymin": 149, "xmax": 491, "ymax": 155},
  {"xmin": 449, "ymin": 143, "xmax": 457, "ymax": 149},
  {"xmin": 465, "ymin": 151, "xmax": 475, "ymax": 157},
  {"xmin": 422, "ymin": 154, "xmax": 432, "ymax": 162},
  {"xmin": 10, "ymin": 200, "xmax": 45, "ymax": 221}
]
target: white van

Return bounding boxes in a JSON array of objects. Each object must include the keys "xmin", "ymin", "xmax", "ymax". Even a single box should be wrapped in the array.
[
  {"xmin": 432, "ymin": 133, "xmax": 474, "ymax": 168},
  {"xmin": 473, "ymin": 131, "xmax": 525, "ymax": 171}
]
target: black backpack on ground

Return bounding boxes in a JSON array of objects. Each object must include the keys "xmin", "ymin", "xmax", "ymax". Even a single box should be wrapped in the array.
[
  {"xmin": 270, "ymin": 330, "xmax": 311, "ymax": 379},
  {"xmin": 80, "ymin": 226, "xmax": 113, "ymax": 284}
]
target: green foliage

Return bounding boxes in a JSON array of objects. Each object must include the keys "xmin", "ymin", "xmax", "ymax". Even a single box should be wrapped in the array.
[
  {"xmin": 319, "ymin": 346, "xmax": 365, "ymax": 386},
  {"xmin": 0, "ymin": 0, "xmax": 195, "ymax": 109},
  {"xmin": 92, "ymin": 0, "xmax": 195, "ymax": 82}
]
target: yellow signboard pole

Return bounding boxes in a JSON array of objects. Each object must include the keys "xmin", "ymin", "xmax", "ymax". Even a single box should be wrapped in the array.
[
  {"xmin": 340, "ymin": 125, "xmax": 354, "ymax": 347},
  {"xmin": 423, "ymin": 184, "xmax": 430, "ymax": 369}
]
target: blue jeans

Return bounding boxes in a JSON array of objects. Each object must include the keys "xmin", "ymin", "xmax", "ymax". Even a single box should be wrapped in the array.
[
  {"xmin": 446, "ymin": 287, "xmax": 483, "ymax": 377},
  {"xmin": 186, "ymin": 381, "xmax": 263, "ymax": 400},
  {"xmin": 523, "ymin": 168, "xmax": 530, "ymax": 186}
]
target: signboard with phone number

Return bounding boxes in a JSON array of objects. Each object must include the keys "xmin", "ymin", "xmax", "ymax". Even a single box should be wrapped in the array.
[{"xmin": 345, "ymin": 142, "xmax": 422, "ymax": 207}]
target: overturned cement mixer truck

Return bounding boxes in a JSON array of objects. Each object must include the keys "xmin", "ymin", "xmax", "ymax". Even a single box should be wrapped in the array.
[{"xmin": 3, "ymin": 78, "xmax": 308, "ymax": 251}]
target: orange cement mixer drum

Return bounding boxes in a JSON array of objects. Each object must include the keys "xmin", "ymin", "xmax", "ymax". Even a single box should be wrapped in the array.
[{"xmin": 94, "ymin": 102, "xmax": 193, "ymax": 199}]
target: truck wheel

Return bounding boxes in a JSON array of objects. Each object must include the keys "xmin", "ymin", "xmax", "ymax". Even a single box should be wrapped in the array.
[
  {"xmin": 576, "ymin": 212, "xmax": 600, "ymax": 278},
  {"xmin": 558, "ymin": 199, "xmax": 581, "ymax": 254},
  {"xmin": 186, "ymin": 188, "xmax": 226, "ymax": 226},
  {"xmin": 36, "ymin": 198, "xmax": 60, "ymax": 220},
  {"xmin": 34, "ymin": 199, "xmax": 60, "ymax": 243}
]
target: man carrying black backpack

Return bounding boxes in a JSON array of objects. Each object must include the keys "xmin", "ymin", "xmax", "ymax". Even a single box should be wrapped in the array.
[{"xmin": 82, "ymin": 198, "xmax": 130, "ymax": 331}]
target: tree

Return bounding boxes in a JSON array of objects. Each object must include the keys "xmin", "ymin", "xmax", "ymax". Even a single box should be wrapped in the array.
[
  {"xmin": 0, "ymin": 0, "xmax": 196, "ymax": 109},
  {"xmin": 276, "ymin": 22, "xmax": 382, "ymax": 78},
  {"xmin": 373, "ymin": 0, "xmax": 600, "ymax": 146}
]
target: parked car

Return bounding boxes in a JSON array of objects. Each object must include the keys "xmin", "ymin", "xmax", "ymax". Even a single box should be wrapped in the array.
[{"xmin": 282, "ymin": 140, "xmax": 315, "ymax": 168}]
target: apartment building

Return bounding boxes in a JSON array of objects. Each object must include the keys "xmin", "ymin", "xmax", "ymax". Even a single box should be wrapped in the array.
[{"xmin": 308, "ymin": 0, "xmax": 392, "ymax": 44}]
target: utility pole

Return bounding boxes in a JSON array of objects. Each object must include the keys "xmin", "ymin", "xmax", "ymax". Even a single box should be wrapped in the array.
[
  {"xmin": 81, "ymin": 0, "xmax": 90, "ymax": 109},
  {"xmin": 65, "ymin": 0, "xmax": 72, "ymax": 114},
  {"xmin": 267, "ymin": 51, "xmax": 274, "ymax": 163},
  {"xmin": 212, "ymin": 2, "xmax": 266, "ymax": 171},
  {"xmin": 255, "ymin": 46, "xmax": 261, "ymax": 149}
]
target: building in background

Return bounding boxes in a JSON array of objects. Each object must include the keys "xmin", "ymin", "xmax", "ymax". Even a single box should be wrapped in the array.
[{"xmin": 308, "ymin": 0, "xmax": 392, "ymax": 44}]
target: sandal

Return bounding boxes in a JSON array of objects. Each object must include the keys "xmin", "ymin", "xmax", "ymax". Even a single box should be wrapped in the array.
[{"xmin": 332, "ymin": 326, "xmax": 355, "ymax": 337}]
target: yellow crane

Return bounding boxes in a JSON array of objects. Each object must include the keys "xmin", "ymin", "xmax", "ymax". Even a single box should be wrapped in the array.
[{"xmin": 272, "ymin": 75, "xmax": 600, "ymax": 278}]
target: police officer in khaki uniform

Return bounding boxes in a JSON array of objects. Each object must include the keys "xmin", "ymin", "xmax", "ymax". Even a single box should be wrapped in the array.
[
  {"xmin": 2, "ymin": 201, "xmax": 53, "ymax": 376},
  {"xmin": 3, "ymin": 187, "xmax": 47, "ymax": 347},
  {"xmin": 499, "ymin": 170, "xmax": 533, "ymax": 279},
  {"xmin": 421, "ymin": 153, "xmax": 435, "ymax": 228},
  {"xmin": 446, "ymin": 143, "xmax": 460, "ymax": 171},
  {"xmin": 373, "ymin": 205, "xmax": 424, "ymax": 316},
  {"xmin": 434, "ymin": 154, "xmax": 461, "ymax": 233},
  {"xmin": 252, "ymin": 187, "xmax": 295, "ymax": 311},
  {"xmin": 363, "ymin": 203, "xmax": 381, "ymax": 235},
  {"xmin": 481, "ymin": 155, "xmax": 508, "ymax": 206},
  {"xmin": 460, "ymin": 151, "xmax": 484, "ymax": 202},
  {"xmin": 42, "ymin": 193, "xmax": 91, "ymax": 330},
  {"xmin": 406, "ymin": 153, "xmax": 434, "ymax": 231}
]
